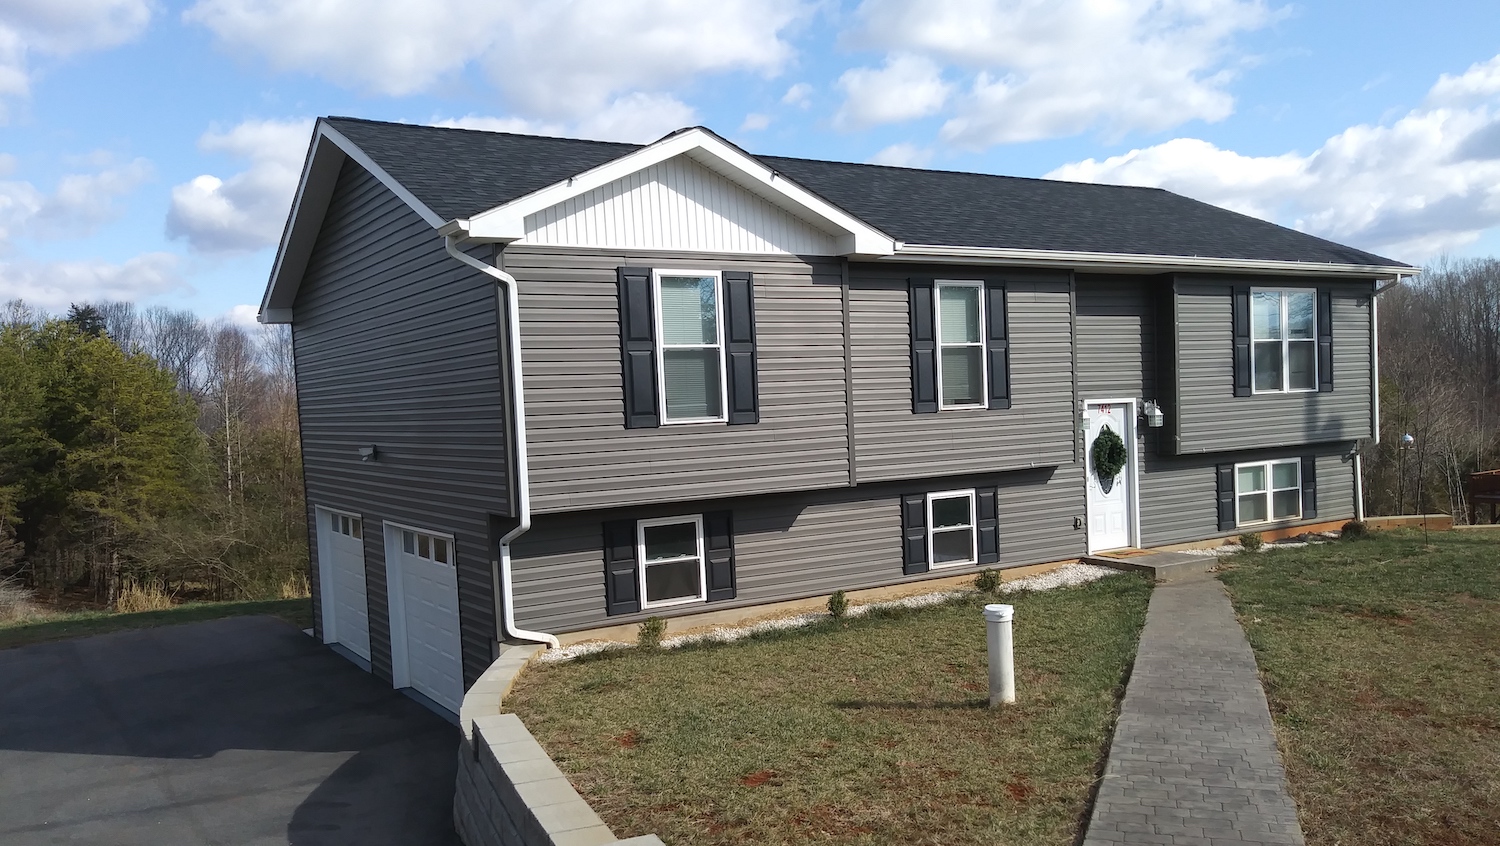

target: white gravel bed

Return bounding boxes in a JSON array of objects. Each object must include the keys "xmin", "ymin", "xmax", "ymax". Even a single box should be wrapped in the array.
[
  {"xmin": 1176, "ymin": 531, "xmax": 1341, "ymax": 557},
  {"xmin": 535, "ymin": 562, "xmax": 1122, "ymax": 664}
]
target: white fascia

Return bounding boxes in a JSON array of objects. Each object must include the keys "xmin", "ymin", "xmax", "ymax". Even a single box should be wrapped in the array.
[
  {"xmin": 886, "ymin": 243, "xmax": 1415, "ymax": 280},
  {"xmin": 461, "ymin": 127, "xmax": 897, "ymax": 258},
  {"xmin": 258, "ymin": 120, "xmax": 446, "ymax": 323}
]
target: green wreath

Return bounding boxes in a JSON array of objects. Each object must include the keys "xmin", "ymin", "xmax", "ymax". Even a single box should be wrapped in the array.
[{"xmin": 1091, "ymin": 425, "xmax": 1128, "ymax": 481}]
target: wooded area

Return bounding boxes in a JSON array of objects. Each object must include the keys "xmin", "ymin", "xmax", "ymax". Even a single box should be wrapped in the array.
[
  {"xmin": 0, "ymin": 300, "xmax": 305, "ymax": 612},
  {"xmin": 0, "ymin": 258, "xmax": 1495, "ymax": 613}
]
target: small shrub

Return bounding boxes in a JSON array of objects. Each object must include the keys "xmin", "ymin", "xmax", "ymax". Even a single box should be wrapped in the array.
[
  {"xmin": 637, "ymin": 616, "xmax": 667, "ymax": 649},
  {"xmin": 1340, "ymin": 520, "xmax": 1369, "ymax": 539},
  {"xmin": 1238, "ymin": 532, "xmax": 1264, "ymax": 552},
  {"xmin": 975, "ymin": 568, "xmax": 1002, "ymax": 593},
  {"xmin": 115, "ymin": 581, "xmax": 175, "ymax": 614},
  {"xmin": 827, "ymin": 590, "xmax": 848, "ymax": 620}
]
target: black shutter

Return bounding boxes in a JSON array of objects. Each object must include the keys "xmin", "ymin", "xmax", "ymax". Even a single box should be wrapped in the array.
[
  {"xmin": 1232, "ymin": 285, "xmax": 1252, "ymax": 397},
  {"xmin": 617, "ymin": 267, "xmax": 659, "ymax": 429},
  {"xmin": 1216, "ymin": 464, "xmax": 1237, "ymax": 531},
  {"xmin": 901, "ymin": 494, "xmax": 929, "ymax": 574},
  {"xmin": 1317, "ymin": 290, "xmax": 1334, "ymax": 393},
  {"xmin": 1301, "ymin": 456, "xmax": 1318, "ymax": 519},
  {"xmin": 723, "ymin": 272, "xmax": 759, "ymax": 425},
  {"xmin": 704, "ymin": 511, "xmax": 737, "ymax": 602},
  {"xmin": 985, "ymin": 283, "xmax": 1011, "ymax": 409},
  {"xmin": 909, "ymin": 279, "xmax": 938, "ymax": 414},
  {"xmin": 602, "ymin": 519, "xmax": 640, "ymax": 616},
  {"xmin": 976, "ymin": 488, "xmax": 999, "ymax": 565}
]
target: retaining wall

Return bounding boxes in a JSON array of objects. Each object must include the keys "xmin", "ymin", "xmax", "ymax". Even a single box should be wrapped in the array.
[{"xmin": 454, "ymin": 645, "xmax": 663, "ymax": 846}]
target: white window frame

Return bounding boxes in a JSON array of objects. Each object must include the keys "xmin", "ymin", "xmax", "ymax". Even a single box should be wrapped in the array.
[
  {"xmin": 1234, "ymin": 458, "xmax": 1302, "ymax": 526},
  {"xmin": 1250, "ymin": 287, "xmax": 1318, "ymax": 395},
  {"xmin": 636, "ymin": 514, "xmax": 708, "ymax": 610},
  {"xmin": 395, "ymin": 524, "xmax": 455, "ymax": 567},
  {"xmin": 926, "ymin": 489, "xmax": 978, "ymax": 568},
  {"xmin": 934, "ymin": 280, "xmax": 988, "ymax": 411},
  {"xmin": 652, "ymin": 269, "xmax": 728, "ymax": 425}
]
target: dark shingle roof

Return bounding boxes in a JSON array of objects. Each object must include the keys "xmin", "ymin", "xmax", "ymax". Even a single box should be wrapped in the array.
[{"xmin": 323, "ymin": 117, "xmax": 1404, "ymax": 268}]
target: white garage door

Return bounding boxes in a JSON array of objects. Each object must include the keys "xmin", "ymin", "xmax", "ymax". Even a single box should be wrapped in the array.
[
  {"xmin": 385, "ymin": 524, "xmax": 464, "ymax": 714},
  {"xmin": 318, "ymin": 509, "xmax": 371, "ymax": 661}
]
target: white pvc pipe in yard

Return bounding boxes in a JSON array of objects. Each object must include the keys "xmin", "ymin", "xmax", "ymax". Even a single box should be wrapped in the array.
[{"xmin": 984, "ymin": 604, "xmax": 1016, "ymax": 706}]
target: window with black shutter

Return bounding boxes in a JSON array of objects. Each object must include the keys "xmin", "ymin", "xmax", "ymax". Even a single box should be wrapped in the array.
[
  {"xmin": 910, "ymin": 278, "xmax": 1011, "ymax": 413},
  {"xmin": 603, "ymin": 512, "xmax": 737, "ymax": 615},
  {"xmin": 902, "ymin": 488, "xmax": 999, "ymax": 572},
  {"xmin": 1231, "ymin": 286, "xmax": 1329, "ymax": 395}
]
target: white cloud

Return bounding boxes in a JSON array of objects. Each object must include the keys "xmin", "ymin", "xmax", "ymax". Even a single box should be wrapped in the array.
[
  {"xmin": 186, "ymin": 0, "xmax": 805, "ymax": 121},
  {"xmin": 782, "ymin": 82, "xmax": 813, "ymax": 108},
  {"xmin": 0, "ymin": 0, "xmax": 151, "ymax": 120},
  {"xmin": 868, "ymin": 142, "xmax": 933, "ymax": 168},
  {"xmin": 845, "ymin": 0, "xmax": 1276, "ymax": 147},
  {"xmin": 224, "ymin": 303, "xmax": 260, "ymax": 328},
  {"xmin": 166, "ymin": 118, "xmax": 314, "ymax": 254},
  {"xmin": 0, "ymin": 252, "xmax": 184, "ymax": 312},
  {"xmin": 1046, "ymin": 54, "xmax": 1500, "ymax": 261},
  {"xmin": 0, "ymin": 156, "xmax": 153, "ymax": 244},
  {"xmin": 740, "ymin": 112, "xmax": 771, "ymax": 132},
  {"xmin": 834, "ymin": 53, "xmax": 951, "ymax": 130},
  {"xmin": 438, "ymin": 92, "xmax": 695, "ymax": 144}
]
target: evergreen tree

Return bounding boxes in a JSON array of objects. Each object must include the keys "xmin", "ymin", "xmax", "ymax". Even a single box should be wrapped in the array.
[{"xmin": 65, "ymin": 303, "xmax": 107, "ymax": 338}]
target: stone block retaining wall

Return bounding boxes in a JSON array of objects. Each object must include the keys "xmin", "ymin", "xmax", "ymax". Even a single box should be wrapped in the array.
[{"xmin": 454, "ymin": 645, "xmax": 662, "ymax": 846}]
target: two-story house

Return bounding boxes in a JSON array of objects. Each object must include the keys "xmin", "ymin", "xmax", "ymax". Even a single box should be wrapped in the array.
[{"xmin": 259, "ymin": 118, "xmax": 1411, "ymax": 716}]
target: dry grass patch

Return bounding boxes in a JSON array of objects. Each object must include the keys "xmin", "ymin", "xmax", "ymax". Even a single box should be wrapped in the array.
[
  {"xmin": 507, "ymin": 574, "xmax": 1152, "ymax": 846},
  {"xmin": 1219, "ymin": 530, "xmax": 1500, "ymax": 846},
  {"xmin": 0, "ymin": 597, "xmax": 313, "ymax": 650}
]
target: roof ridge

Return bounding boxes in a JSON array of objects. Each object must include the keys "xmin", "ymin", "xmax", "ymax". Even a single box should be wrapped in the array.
[
  {"xmin": 757, "ymin": 151, "xmax": 1169, "ymax": 192},
  {"xmin": 322, "ymin": 115, "xmax": 643, "ymax": 151}
]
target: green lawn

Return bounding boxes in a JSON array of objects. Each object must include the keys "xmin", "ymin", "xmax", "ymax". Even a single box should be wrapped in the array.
[
  {"xmin": 0, "ymin": 597, "xmax": 314, "ymax": 650},
  {"xmin": 1218, "ymin": 530, "xmax": 1500, "ymax": 846},
  {"xmin": 506, "ymin": 574, "xmax": 1153, "ymax": 846}
]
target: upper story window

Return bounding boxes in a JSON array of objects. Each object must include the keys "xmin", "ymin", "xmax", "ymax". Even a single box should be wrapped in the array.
[
  {"xmin": 1251, "ymin": 289, "xmax": 1317, "ymax": 393},
  {"xmin": 936, "ymin": 282, "xmax": 986, "ymax": 410},
  {"xmin": 654, "ymin": 271, "xmax": 726, "ymax": 423}
]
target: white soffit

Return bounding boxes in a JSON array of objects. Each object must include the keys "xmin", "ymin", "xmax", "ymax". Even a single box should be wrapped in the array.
[
  {"xmin": 465, "ymin": 127, "xmax": 896, "ymax": 257},
  {"xmin": 521, "ymin": 153, "xmax": 840, "ymax": 255}
]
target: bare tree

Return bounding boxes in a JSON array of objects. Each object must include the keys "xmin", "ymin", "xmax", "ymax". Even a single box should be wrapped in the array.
[{"xmin": 140, "ymin": 306, "xmax": 208, "ymax": 396}]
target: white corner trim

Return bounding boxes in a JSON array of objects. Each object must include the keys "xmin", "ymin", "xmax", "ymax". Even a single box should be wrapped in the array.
[
  {"xmin": 887, "ymin": 243, "xmax": 1414, "ymax": 279},
  {"xmin": 463, "ymin": 127, "xmax": 896, "ymax": 257}
]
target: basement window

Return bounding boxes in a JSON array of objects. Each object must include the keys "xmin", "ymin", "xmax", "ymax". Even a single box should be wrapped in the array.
[
  {"xmin": 927, "ymin": 490, "xmax": 977, "ymax": 567},
  {"xmin": 636, "ymin": 515, "xmax": 707, "ymax": 609},
  {"xmin": 1236, "ymin": 459, "xmax": 1302, "ymax": 525}
]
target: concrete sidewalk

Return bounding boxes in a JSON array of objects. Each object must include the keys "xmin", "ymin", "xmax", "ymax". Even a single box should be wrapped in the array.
[{"xmin": 1083, "ymin": 567, "xmax": 1306, "ymax": 846}]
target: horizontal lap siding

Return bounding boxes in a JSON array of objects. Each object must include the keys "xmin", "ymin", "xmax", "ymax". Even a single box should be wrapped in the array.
[
  {"xmin": 505, "ymin": 246, "xmax": 850, "ymax": 512},
  {"xmin": 1175, "ymin": 278, "xmax": 1374, "ymax": 452},
  {"xmin": 511, "ymin": 467, "xmax": 1088, "ymax": 633},
  {"xmin": 1075, "ymin": 276, "xmax": 1155, "ymax": 401},
  {"xmin": 293, "ymin": 159, "xmax": 507, "ymax": 688},
  {"xmin": 1139, "ymin": 443, "xmax": 1358, "ymax": 546},
  {"xmin": 849, "ymin": 265, "xmax": 1076, "ymax": 482}
]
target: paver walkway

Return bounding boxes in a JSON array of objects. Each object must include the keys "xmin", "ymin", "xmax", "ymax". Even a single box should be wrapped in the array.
[{"xmin": 1083, "ymin": 567, "xmax": 1306, "ymax": 846}]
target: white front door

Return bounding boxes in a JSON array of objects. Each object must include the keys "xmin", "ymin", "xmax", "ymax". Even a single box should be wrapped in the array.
[
  {"xmin": 318, "ymin": 508, "xmax": 371, "ymax": 661},
  {"xmin": 1085, "ymin": 401, "xmax": 1137, "ymax": 552},
  {"xmin": 385, "ymin": 525, "xmax": 465, "ymax": 715}
]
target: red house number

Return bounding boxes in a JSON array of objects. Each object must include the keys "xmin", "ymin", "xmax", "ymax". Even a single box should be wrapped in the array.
[{"xmin": 1099, "ymin": 404, "xmax": 1111, "ymax": 414}]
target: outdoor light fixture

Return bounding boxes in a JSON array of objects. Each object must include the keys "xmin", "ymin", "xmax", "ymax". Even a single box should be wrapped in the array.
[
  {"xmin": 1143, "ymin": 400, "xmax": 1164, "ymax": 428},
  {"xmin": 359, "ymin": 445, "xmax": 378, "ymax": 461},
  {"xmin": 1401, "ymin": 433, "xmax": 1415, "ymax": 448}
]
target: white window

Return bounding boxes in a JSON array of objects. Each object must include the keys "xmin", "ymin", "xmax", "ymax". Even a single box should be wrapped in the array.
[
  {"xmin": 401, "ymin": 528, "xmax": 453, "ymax": 566},
  {"xmin": 335, "ymin": 513, "xmax": 363, "ymax": 539},
  {"xmin": 637, "ymin": 515, "xmax": 707, "ymax": 609},
  {"xmin": 654, "ymin": 271, "xmax": 727, "ymax": 423},
  {"xmin": 927, "ymin": 490, "xmax": 977, "ymax": 567},
  {"xmin": 935, "ymin": 281, "xmax": 986, "ymax": 409},
  {"xmin": 1236, "ymin": 459, "xmax": 1302, "ymax": 525},
  {"xmin": 1251, "ymin": 289, "xmax": 1317, "ymax": 393}
]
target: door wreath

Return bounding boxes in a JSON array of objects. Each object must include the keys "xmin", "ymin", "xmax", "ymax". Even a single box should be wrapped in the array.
[{"xmin": 1091, "ymin": 425, "xmax": 1128, "ymax": 493}]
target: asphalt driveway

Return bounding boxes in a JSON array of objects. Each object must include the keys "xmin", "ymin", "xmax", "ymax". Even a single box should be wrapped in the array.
[{"xmin": 0, "ymin": 615, "xmax": 461, "ymax": 845}]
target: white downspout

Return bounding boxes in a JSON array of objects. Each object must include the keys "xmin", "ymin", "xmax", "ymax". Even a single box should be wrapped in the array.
[{"xmin": 443, "ymin": 235, "xmax": 559, "ymax": 650}]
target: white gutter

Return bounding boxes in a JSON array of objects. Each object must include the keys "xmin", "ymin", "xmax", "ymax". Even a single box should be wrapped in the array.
[
  {"xmin": 886, "ymin": 243, "xmax": 1414, "ymax": 279},
  {"xmin": 443, "ymin": 233, "xmax": 559, "ymax": 650}
]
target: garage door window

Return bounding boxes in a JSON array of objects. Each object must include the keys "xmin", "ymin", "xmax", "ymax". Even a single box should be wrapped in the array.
[
  {"xmin": 402, "ymin": 529, "xmax": 452, "ymax": 566},
  {"xmin": 335, "ymin": 514, "xmax": 362, "ymax": 539},
  {"xmin": 637, "ymin": 515, "xmax": 706, "ymax": 609}
]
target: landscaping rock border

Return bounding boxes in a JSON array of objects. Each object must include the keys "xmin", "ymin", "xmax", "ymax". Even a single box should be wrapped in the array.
[{"xmin": 454, "ymin": 645, "xmax": 663, "ymax": 846}]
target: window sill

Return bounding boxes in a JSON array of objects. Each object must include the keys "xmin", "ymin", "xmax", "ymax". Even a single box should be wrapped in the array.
[{"xmin": 640, "ymin": 596, "xmax": 707, "ymax": 611}]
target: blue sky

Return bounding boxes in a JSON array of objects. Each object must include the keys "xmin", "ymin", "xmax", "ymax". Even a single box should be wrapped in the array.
[{"xmin": 3, "ymin": 0, "xmax": 1499, "ymax": 323}]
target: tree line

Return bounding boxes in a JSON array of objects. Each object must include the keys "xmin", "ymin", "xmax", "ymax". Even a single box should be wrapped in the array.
[{"xmin": 0, "ymin": 300, "xmax": 306, "ymax": 608}]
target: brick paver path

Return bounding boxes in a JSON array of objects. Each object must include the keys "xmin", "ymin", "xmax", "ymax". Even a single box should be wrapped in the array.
[{"xmin": 1082, "ymin": 569, "xmax": 1306, "ymax": 846}]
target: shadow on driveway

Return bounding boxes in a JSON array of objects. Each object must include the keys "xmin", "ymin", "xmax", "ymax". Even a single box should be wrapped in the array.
[{"xmin": 0, "ymin": 615, "xmax": 460, "ymax": 845}]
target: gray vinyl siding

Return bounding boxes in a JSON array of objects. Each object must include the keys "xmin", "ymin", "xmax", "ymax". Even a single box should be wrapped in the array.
[
  {"xmin": 503, "ymin": 245, "xmax": 851, "ymax": 512},
  {"xmin": 1075, "ymin": 275, "xmax": 1156, "ymax": 401},
  {"xmin": 293, "ymin": 158, "xmax": 509, "ymax": 689},
  {"xmin": 1174, "ymin": 278, "xmax": 1375, "ymax": 453},
  {"xmin": 510, "ymin": 466, "xmax": 1086, "ymax": 634},
  {"xmin": 847, "ymin": 264, "xmax": 1076, "ymax": 482},
  {"xmin": 1139, "ymin": 444, "xmax": 1357, "ymax": 547}
]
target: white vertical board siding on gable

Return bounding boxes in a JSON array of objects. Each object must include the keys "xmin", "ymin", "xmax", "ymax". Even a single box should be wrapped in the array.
[{"xmin": 522, "ymin": 155, "xmax": 840, "ymax": 255}]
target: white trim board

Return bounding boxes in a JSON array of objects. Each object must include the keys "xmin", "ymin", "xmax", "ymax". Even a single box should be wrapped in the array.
[{"xmin": 1083, "ymin": 398, "xmax": 1142, "ymax": 554}]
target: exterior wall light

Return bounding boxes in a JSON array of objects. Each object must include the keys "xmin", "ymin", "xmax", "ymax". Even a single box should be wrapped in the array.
[
  {"xmin": 359, "ymin": 445, "xmax": 378, "ymax": 461},
  {"xmin": 1143, "ymin": 400, "xmax": 1164, "ymax": 428}
]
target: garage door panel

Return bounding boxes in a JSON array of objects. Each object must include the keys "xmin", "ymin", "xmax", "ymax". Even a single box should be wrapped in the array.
[
  {"xmin": 321, "ymin": 511, "xmax": 371, "ymax": 662},
  {"xmin": 388, "ymin": 525, "xmax": 464, "ymax": 715}
]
